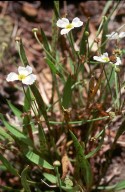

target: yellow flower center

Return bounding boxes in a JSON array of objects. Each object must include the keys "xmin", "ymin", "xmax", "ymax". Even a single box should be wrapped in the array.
[
  {"xmin": 102, "ymin": 57, "xmax": 109, "ymax": 62},
  {"xmin": 18, "ymin": 74, "xmax": 26, "ymax": 80},
  {"xmin": 66, "ymin": 23, "xmax": 73, "ymax": 29}
]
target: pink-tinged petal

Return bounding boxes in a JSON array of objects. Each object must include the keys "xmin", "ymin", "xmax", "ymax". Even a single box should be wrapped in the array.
[
  {"xmin": 56, "ymin": 18, "xmax": 69, "ymax": 28},
  {"xmin": 6, "ymin": 72, "xmax": 18, "ymax": 82},
  {"xmin": 22, "ymin": 74, "xmax": 36, "ymax": 85},
  {"xmin": 60, "ymin": 28, "xmax": 72, "ymax": 35},
  {"xmin": 72, "ymin": 17, "xmax": 83, "ymax": 27},
  {"xmin": 119, "ymin": 32, "xmax": 125, "ymax": 38}
]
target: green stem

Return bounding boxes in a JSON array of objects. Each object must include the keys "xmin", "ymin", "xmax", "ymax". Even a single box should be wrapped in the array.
[
  {"xmin": 104, "ymin": 66, "xmax": 114, "ymax": 103},
  {"xmin": 22, "ymin": 84, "xmax": 35, "ymax": 143},
  {"xmin": 54, "ymin": 167, "xmax": 62, "ymax": 192},
  {"xmin": 49, "ymin": 116, "xmax": 109, "ymax": 125},
  {"xmin": 114, "ymin": 68, "xmax": 119, "ymax": 110},
  {"xmin": 34, "ymin": 32, "xmax": 56, "ymax": 63},
  {"xmin": 22, "ymin": 85, "xmax": 37, "ymax": 116}
]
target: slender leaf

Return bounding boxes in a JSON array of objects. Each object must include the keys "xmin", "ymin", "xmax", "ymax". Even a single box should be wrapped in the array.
[
  {"xmin": 23, "ymin": 87, "xmax": 32, "ymax": 111},
  {"xmin": 23, "ymin": 87, "xmax": 33, "ymax": 135},
  {"xmin": 101, "ymin": 16, "xmax": 108, "ymax": 53},
  {"xmin": 19, "ymin": 40, "xmax": 29, "ymax": 66},
  {"xmin": 62, "ymin": 75, "xmax": 75, "ymax": 108},
  {"xmin": 0, "ymin": 185, "xmax": 21, "ymax": 192},
  {"xmin": 61, "ymin": 186, "xmax": 79, "ymax": 192},
  {"xmin": 38, "ymin": 124, "xmax": 48, "ymax": 156},
  {"xmin": 115, "ymin": 180, "xmax": 125, "ymax": 191},
  {"xmin": 0, "ymin": 114, "xmax": 33, "ymax": 147},
  {"xmin": 70, "ymin": 130, "xmax": 93, "ymax": 189},
  {"xmin": 30, "ymin": 84, "xmax": 50, "ymax": 130},
  {"xmin": 0, "ymin": 127, "xmax": 13, "ymax": 141},
  {"xmin": 52, "ymin": 1, "xmax": 59, "ymax": 57},
  {"xmin": 21, "ymin": 166, "xmax": 31, "ymax": 192},
  {"xmin": 113, "ymin": 119, "xmax": 125, "ymax": 145},
  {"xmin": 80, "ymin": 18, "xmax": 89, "ymax": 55},
  {"xmin": 0, "ymin": 153, "xmax": 18, "ymax": 176},
  {"xmin": 7, "ymin": 100, "xmax": 22, "ymax": 120},
  {"xmin": 40, "ymin": 28, "xmax": 51, "ymax": 53},
  {"xmin": 45, "ymin": 57, "xmax": 58, "ymax": 74},
  {"xmin": 53, "ymin": 1, "xmax": 60, "ymax": 19},
  {"xmin": 85, "ymin": 129, "xmax": 105, "ymax": 158},
  {"xmin": 43, "ymin": 172, "xmax": 56, "ymax": 184},
  {"xmin": 24, "ymin": 150, "xmax": 54, "ymax": 170}
]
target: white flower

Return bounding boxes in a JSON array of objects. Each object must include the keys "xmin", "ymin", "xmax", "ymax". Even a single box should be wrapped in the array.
[
  {"xmin": 119, "ymin": 32, "xmax": 125, "ymax": 38},
  {"xmin": 93, "ymin": 52, "xmax": 110, "ymax": 63},
  {"xmin": 93, "ymin": 52, "xmax": 122, "ymax": 66},
  {"xmin": 106, "ymin": 31, "xmax": 125, "ymax": 39},
  {"xmin": 56, "ymin": 17, "xmax": 83, "ymax": 35},
  {"xmin": 6, "ymin": 65, "xmax": 36, "ymax": 85},
  {"xmin": 115, "ymin": 57, "xmax": 122, "ymax": 65},
  {"xmin": 106, "ymin": 32, "xmax": 119, "ymax": 40}
]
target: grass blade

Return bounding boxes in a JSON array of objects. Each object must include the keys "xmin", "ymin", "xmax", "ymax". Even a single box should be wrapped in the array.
[
  {"xmin": 40, "ymin": 28, "xmax": 51, "ymax": 53},
  {"xmin": 21, "ymin": 165, "xmax": 31, "ymax": 192},
  {"xmin": 101, "ymin": 16, "xmax": 108, "ymax": 53},
  {"xmin": 80, "ymin": 18, "xmax": 89, "ymax": 56},
  {"xmin": 7, "ymin": 100, "xmax": 22, "ymax": 120},
  {"xmin": 24, "ymin": 149, "xmax": 54, "ymax": 170},
  {"xmin": 43, "ymin": 172, "xmax": 56, "ymax": 184},
  {"xmin": 0, "ymin": 127, "xmax": 13, "ymax": 141},
  {"xmin": 62, "ymin": 75, "xmax": 75, "ymax": 108},
  {"xmin": 0, "ymin": 153, "xmax": 18, "ymax": 176},
  {"xmin": 0, "ymin": 114, "xmax": 34, "ymax": 147},
  {"xmin": 70, "ymin": 130, "xmax": 93, "ymax": 189}
]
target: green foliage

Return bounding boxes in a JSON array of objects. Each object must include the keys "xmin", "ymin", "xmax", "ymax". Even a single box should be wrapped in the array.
[
  {"xmin": 21, "ymin": 166, "xmax": 31, "ymax": 192},
  {"xmin": 43, "ymin": 172, "xmax": 57, "ymax": 184},
  {"xmin": 0, "ymin": 153, "xmax": 18, "ymax": 176},
  {"xmin": 62, "ymin": 75, "xmax": 75, "ymax": 108},
  {"xmin": 70, "ymin": 130, "xmax": 93, "ymax": 189},
  {"xmin": 80, "ymin": 18, "xmax": 89, "ymax": 56},
  {"xmin": 24, "ymin": 149, "xmax": 54, "ymax": 169}
]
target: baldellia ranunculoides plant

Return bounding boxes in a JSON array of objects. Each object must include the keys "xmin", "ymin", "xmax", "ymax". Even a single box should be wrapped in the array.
[{"xmin": 1, "ymin": 1, "xmax": 125, "ymax": 192}]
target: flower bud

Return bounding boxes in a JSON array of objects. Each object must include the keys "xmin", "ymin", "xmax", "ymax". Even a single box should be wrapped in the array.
[
  {"xmin": 53, "ymin": 160, "xmax": 61, "ymax": 167},
  {"xmin": 85, "ymin": 31, "xmax": 89, "ymax": 36},
  {"xmin": 115, "ymin": 67, "xmax": 120, "ymax": 73},
  {"xmin": 15, "ymin": 36, "xmax": 21, "ymax": 42},
  {"xmin": 32, "ymin": 28, "xmax": 39, "ymax": 33},
  {"xmin": 109, "ymin": 111, "xmax": 116, "ymax": 119}
]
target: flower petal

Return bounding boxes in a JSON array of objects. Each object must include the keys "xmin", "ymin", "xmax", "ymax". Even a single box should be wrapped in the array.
[
  {"xmin": 56, "ymin": 18, "xmax": 69, "ymax": 28},
  {"xmin": 60, "ymin": 28, "xmax": 72, "ymax": 35},
  {"xmin": 93, "ymin": 53, "xmax": 109, "ymax": 63},
  {"xmin": 18, "ymin": 66, "xmax": 29, "ymax": 76},
  {"xmin": 119, "ymin": 32, "xmax": 125, "ymax": 38},
  {"xmin": 6, "ymin": 72, "xmax": 18, "ymax": 82},
  {"xmin": 72, "ymin": 17, "xmax": 83, "ymax": 27},
  {"xmin": 115, "ymin": 57, "xmax": 122, "ymax": 65},
  {"xmin": 93, "ymin": 56, "xmax": 102, "ymax": 62},
  {"xmin": 103, "ymin": 52, "xmax": 108, "ymax": 57},
  {"xmin": 106, "ymin": 32, "xmax": 118, "ymax": 39},
  {"xmin": 22, "ymin": 74, "xmax": 36, "ymax": 85},
  {"xmin": 25, "ymin": 65, "xmax": 33, "ymax": 75}
]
